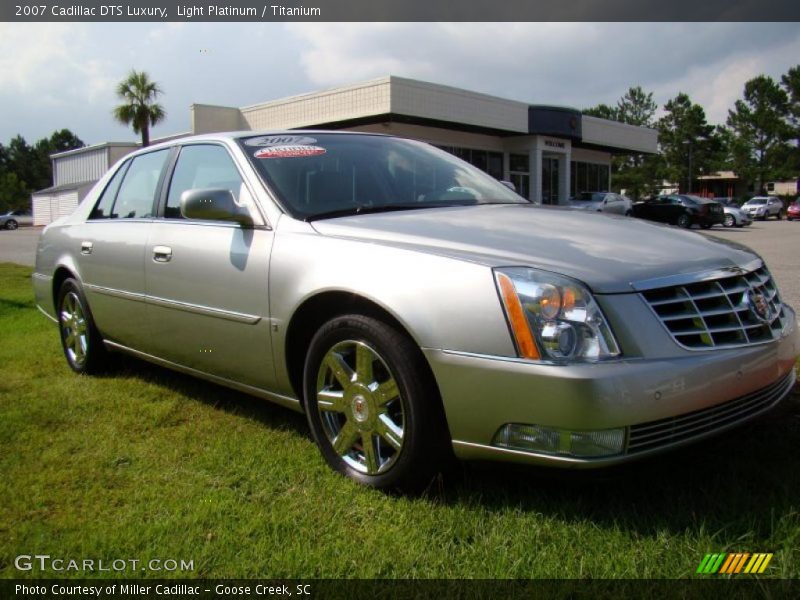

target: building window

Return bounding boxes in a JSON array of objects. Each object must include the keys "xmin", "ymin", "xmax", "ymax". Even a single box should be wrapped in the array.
[
  {"xmin": 571, "ymin": 160, "xmax": 610, "ymax": 196},
  {"xmin": 438, "ymin": 145, "xmax": 504, "ymax": 180}
]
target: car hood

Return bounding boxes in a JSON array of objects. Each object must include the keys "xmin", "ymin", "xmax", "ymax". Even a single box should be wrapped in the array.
[{"xmin": 309, "ymin": 204, "xmax": 760, "ymax": 293}]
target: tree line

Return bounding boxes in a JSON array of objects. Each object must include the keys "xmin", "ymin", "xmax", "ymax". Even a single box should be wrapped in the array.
[
  {"xmin": 584, "ymin": 64, "xmax": 800, "ymax": 200},
  {"xmin": 0, "ymin": 130, "xmax": 85, "ymax": 213}
]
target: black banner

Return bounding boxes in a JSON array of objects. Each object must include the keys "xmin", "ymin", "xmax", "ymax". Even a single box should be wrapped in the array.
[
  {"xmin": 2, "ymin": 0, "xmax": 800, "ymax": 22},
  {"xmin": 2, "ymin": 579, "xmax": 800, "ymax": 600}
]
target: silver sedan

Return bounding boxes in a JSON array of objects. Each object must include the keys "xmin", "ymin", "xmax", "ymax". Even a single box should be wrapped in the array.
[{"xmin": 33, "ymin": 132, "xmax": 799, "ymax": 491}]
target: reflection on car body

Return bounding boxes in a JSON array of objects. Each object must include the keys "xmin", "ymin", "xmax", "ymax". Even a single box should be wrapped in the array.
[{"xmin": 32, "ymin": 132, "xmax": 799, "ymax": 491}]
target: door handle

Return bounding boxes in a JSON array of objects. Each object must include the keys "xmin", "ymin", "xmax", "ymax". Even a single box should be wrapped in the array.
[
  {"xmin": 153, "ymin": 245, "xmax": 172, "ymax": 263},
  {"xmin": 80, "ymin": 241, "xmax": 93, "ymax": 255}
]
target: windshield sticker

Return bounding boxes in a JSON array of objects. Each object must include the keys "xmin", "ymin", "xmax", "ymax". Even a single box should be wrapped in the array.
[
  {"xmin": 254, "ymin": 145, "xmax": 326, "ymax": 159},
  {"xmin": 245, "ymin": 135, "xmax": 317, "ymax": 147}
]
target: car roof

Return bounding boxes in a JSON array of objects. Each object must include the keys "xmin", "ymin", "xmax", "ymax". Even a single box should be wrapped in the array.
[{"xmin": 120, "ymin": 130, "xmax": 393, "ymax": 159}]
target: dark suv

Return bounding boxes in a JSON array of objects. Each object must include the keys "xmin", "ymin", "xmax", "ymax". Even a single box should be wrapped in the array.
[{"xmin": 633, "ymin": 195, "xmax": 725, "ymax": 229}]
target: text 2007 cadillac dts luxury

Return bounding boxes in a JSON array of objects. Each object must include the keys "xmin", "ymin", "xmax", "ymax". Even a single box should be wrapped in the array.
[{"xmin": 33, "ymin": 132, "xmax": 799, "ymax": 490}]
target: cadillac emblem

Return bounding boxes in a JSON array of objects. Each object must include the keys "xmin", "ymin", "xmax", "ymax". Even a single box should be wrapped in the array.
[{"xmin": 746, "ymin": 289, "xmax": 773, "ymax": 323}]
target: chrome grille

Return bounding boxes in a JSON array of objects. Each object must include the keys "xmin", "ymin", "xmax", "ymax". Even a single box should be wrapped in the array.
[
  {"xmin": 627, "ymin": 371, "xmax": 795, "ymax": 454},
  {"xmin": 641, "ymin": 266, "xmax": 787, "ymax": 349}
]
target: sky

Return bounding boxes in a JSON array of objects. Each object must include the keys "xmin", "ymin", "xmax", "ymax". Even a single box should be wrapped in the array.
[{"xmin": 1, "ymin": 22, "xmax": 799, "ymax": 146}]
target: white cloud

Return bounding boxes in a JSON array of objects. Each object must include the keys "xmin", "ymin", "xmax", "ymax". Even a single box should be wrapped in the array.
[
  {"xmin": 286, "ymin": 22, "xmax": 800, "ymax": 123},
  {"xmin": 1, "ymin": 22, "xmax": 799, "ymax": 145}
]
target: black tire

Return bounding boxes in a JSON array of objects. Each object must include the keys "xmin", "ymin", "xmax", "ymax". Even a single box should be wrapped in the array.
[
  {"xmin": 303, "ymin": 314, "xmax": 450, "ymax": 492},
  {"xmin": 776, "ymin": 211, "xmax": 782, "ymax": 220},
  {"xmin": 677, "ymin": 214, "xmax": 691, "ymax": 228},
  {"xmin": 624, "ymin": 210, "xmax": 632, "ymax": 217},
  {"xmin": 723, "ymin": 214, "xmax": 735, "ymax": 227},
  {"xmin": 5, "ymin": 219, "xmax": 18, "ymax": 230},
  {"xmin": 57, "ymin": 278, "xmax": 108, "ymax": 374}
]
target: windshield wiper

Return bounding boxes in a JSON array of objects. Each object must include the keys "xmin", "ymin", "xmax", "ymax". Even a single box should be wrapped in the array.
[{"xmin": 306, "ymin": 203, "xmax": 461, "ymax": 222}]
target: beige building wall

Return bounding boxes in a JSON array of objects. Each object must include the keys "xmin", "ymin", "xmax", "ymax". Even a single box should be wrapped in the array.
[
  {"xmin": 389, "ymin": 77, "xmax": 528, "ymax": 133},
  {"xmin": 582, "ymin": 116, "xmax": 657, "ymax": 153},
  {"xmin": 240, "ymin": 78, "xmax": 392, "ymax": 131},
  {"xmin": 191, "ymin": 104, "xmax": 245, "ymax": 134}
]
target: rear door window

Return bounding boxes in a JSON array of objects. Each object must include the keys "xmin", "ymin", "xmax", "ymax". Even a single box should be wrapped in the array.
[
  {"xmin": 110, "ymin": 150, "xmax": 169, "ymax": 219},
  {"xmin": 90, "ymin": 161, "xmax": 129, "ymax": 219}
]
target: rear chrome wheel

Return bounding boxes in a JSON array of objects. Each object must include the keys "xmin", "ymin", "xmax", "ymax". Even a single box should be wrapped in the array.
[
  {"xmin": 5, "ymin": 219, "xmax": 18, "ymax": 230},
  {"xmin": 57, "ymin": 278, "xmax": 108, "ymax": 374},
  {"xmin": 723, "ymin": 214, "xmax": 735, "ymax": 227},
  {"xmin": 60, "ymin": 291, "xmax": 88, "ymax": 368},
  {"xmin": 304, "ymin": 314, "xmax": 450, "ymax": 491}
]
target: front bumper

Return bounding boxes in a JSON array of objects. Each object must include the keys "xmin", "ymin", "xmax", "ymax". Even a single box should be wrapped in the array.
[{"xmin": 425, "ymin": 307, "xmax": 798, "ymax": 468}]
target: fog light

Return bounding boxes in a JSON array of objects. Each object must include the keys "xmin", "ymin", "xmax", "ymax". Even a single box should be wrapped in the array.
[{"xmin": 493, "ymin": 423, "xmax": 625, "ymax": 458}]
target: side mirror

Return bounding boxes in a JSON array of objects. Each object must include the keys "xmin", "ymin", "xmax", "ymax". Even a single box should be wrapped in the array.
[
  {"xmin": 500, "ymin": 180, "xmax": 516, "ymax": 192},
  {"xmin": 180, "ymin": 188, "xmax": 253, "ymax": 226}
]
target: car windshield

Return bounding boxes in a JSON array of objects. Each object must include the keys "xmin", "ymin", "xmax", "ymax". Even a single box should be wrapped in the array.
[
  {"xmin": 239, "ymin": 133, "xmax": 527, "ymax": 219},
  {"xmin": 575, "ymin": 192, "xmax": 604, "ymax": 202},
  {"xmin": 747, "ymin": 198, "xmax": 767, "ymax": 205}
]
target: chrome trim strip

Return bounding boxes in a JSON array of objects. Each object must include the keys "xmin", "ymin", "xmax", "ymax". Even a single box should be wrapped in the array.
[
  {"xmin": 85, "ymin": 283, "xmax": 261, "ymax": 324},
  {"xmin": 85, "ymin": 283, "xmax": 146, "ymax": 302},
  {"xmin": 36, "ymin": 304, "xmax": 58, "ymax": 324},
  {"xmin": 145, "ymin": 295, "xmax": 262, "ymax": 324},
  {"xmin": 103, "ymin": 341, "xmax": 302, "ymax": 413},
  {"xmin": 629, "ymin": 259, "xmax": 764, "ymax": 292},
  {"xmin": 435, "ymin": 348, "xmax": 634, "ymax": 366}
]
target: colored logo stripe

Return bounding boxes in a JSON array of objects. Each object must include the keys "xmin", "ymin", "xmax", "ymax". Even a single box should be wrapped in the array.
[{"xmin": 697, "ymin": 553, "xmax": 773, "ymax": 574}]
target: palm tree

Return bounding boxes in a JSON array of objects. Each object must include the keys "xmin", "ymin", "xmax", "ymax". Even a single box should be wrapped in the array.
[{"xmin": 112, "ymin": 70, "xmax": 165, "ymax": 147}]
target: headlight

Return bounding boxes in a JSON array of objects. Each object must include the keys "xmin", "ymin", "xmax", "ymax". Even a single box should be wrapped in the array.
[{"xmin": 494, "ymin": 267, "xmax": 620, "ymax": 362}]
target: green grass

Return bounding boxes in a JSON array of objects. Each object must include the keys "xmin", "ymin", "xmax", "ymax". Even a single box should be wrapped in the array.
[{"xmin": 1, "ymin": 261, "xmax": 799, "ymax": 579}]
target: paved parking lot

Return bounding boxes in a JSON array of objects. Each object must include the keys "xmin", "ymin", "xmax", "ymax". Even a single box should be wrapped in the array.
[
  {"xmin": 0, "ymin": 227, "xmax": 40, "ymax": 267},
  {"xmin": 1, "ymin": 220, "xmax": 798, "ymax": 309}
]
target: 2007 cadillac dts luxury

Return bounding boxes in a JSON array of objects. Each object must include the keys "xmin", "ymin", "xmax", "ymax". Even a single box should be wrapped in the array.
[{"xmin": 33, "ymin": 132, "xmax": 799, "ymax": 490}]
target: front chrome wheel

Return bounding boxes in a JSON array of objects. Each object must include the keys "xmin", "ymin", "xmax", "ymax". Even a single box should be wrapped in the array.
[
  {"xmin": 304, "ymin": 314, "xmax": 451, "ymax": 491},
  {"xmin": 316, "ymin": 340, "xmax": 404, "ymax": 475},
  {"xmin": 60, "ymin": 291, "xmax": 88, "ymax": 368}
]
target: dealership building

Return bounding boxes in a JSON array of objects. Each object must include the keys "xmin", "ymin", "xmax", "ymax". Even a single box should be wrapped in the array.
[{"xmin": 34, "ymin": 76, "xmax": 658, "ymax": 224}]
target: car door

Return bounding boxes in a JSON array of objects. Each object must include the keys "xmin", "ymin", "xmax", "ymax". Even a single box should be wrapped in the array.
[
  {"xmin": 648, "ymin": 197, "xmax": 670, "ymax": 223},
  {"xmin": 144, "ymin": 142, "xmax": 275, "ymax": 389},
  {"xmin": 76, "ymin": 149, "xmax": 171, "ymax": 350},
  {"xmin": 606, "ymin": 194, "xmax": 623, "ymax": 215}
]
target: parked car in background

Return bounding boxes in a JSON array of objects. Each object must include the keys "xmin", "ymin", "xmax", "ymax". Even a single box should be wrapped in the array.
[
  {"xmin": 32, "ymin": 131, "xmax": 798, "ymax": 491},
  {"xmin": 632, "ymin": 194, "xmax": 724, "ymax": 229},
  {"xmin": 786, "ymin": 199, "xmax": 800, "ymax": 221},
  {"xmin": 714, "ymin": 197, "xmax": 753, "ymax": 228},
  {"xmin": 0, "ymin": 209, "xmax": 33, "ymax": 230},
  {"xmin": 568, "ymin": 192, "xmax": 633, "ymax": 216},
  {"xmin": 742, "ymin": 196, "xmax": 784, "ymax": 220}
]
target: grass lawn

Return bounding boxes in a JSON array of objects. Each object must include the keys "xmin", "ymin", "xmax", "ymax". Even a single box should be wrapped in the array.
[{"xmin": 1, "ymin": 261, "xmax": 799, "ymax": 579}]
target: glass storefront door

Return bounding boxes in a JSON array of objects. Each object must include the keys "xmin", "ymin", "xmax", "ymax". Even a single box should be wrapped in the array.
[
  {"xmin": 542, "ymin": 156, "xmax": 560, "ymax": 205},
  {"xmin": 509, "ymin": 153, "xmax": 530, "ymax": 200}
]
